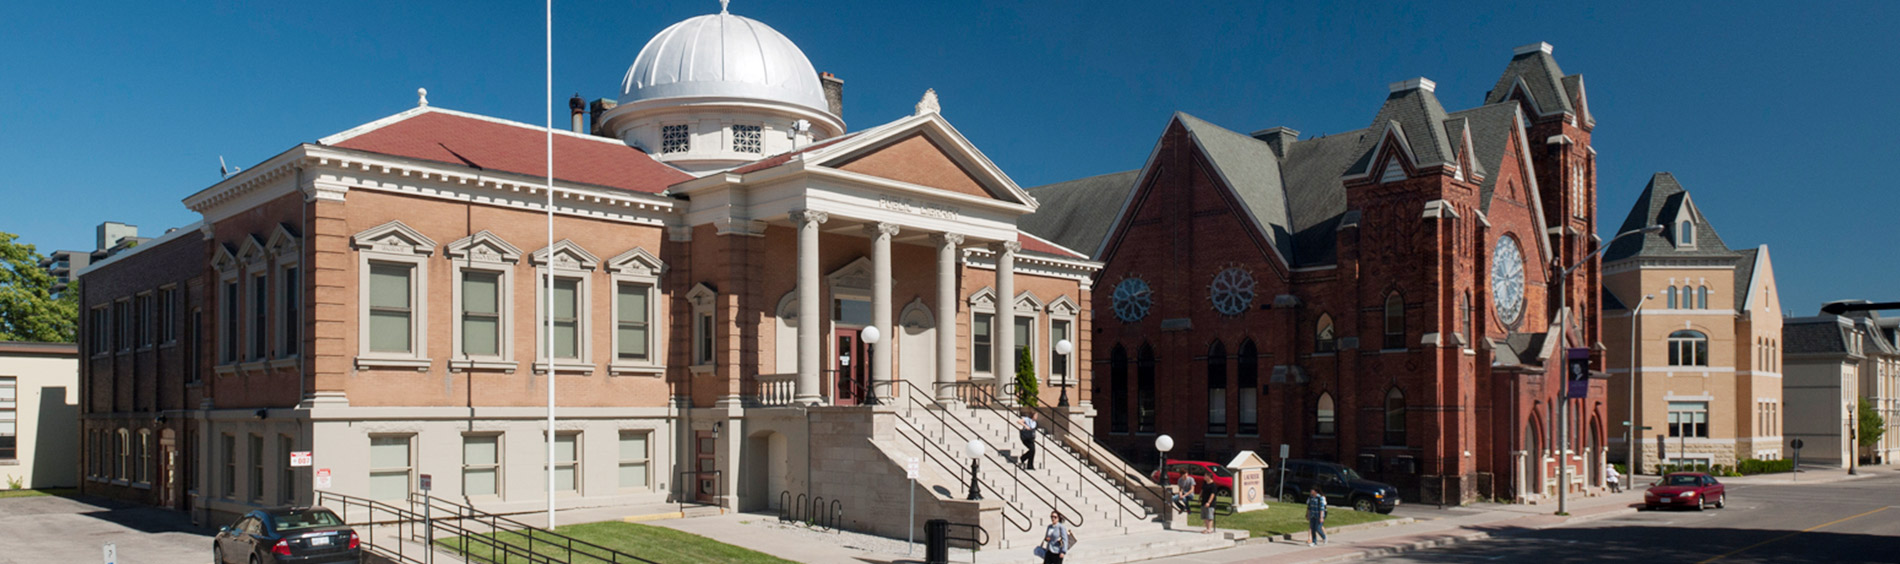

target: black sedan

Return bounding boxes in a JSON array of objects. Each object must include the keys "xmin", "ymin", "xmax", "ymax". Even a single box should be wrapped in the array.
[{"xmin": 213, "ymin": 507, "xmax": 361, "ymax": 564}]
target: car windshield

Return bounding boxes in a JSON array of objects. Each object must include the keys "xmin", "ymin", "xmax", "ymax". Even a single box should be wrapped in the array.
[
  {"xmin": 1340, "ymin": 467, "xmax": 1364, "ymax": 481},
  {"xmin": 270, "ymin": 509, "xmax": 345, "ymax": 532},
  {"xmin": 1664, "ymin": 475, "xmax": 1700, "ymax": 486},
  {"xmin": 1209, "ymin": 466, "xmax": 1233, "ymax": 478}
]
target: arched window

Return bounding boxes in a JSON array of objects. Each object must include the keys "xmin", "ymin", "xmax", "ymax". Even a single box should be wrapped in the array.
[
  {"xmin": 1237, "ymin": 340, "xmax": 1259, "ymax": 435},
  {"xmin": 1383, "ymin": 293, "xmax": 1405, "ymax": 350},
  {"xmin": 1207, "ymin": 341, "xmax": 1228, "ymax": 435},
  {"xmin": 1697, "ymin": 286, "xmax": 1709, "ymax": 310},
  {"xmin": 1316, "ymin": 314, "xmax": 1337, "ymax": 353},
  {"xmin": 1109, "ymin": 345, "xmax": 1128, "ymax": 433},
  {"xmin": 1137, "ymin": 343, "xmax": 1157, "ymax": 434},
  {"xmin": 1668, "ymin": 330, "xmax": 1709, "ymax": 367},
  {"xmin": 1461, "ymin": 292, "xmax": 1475, "ymax": 344},
  {"xmin": 1667, "ymin": 287, "xmax": 1678, "ymax": 309},
  {"xmin": 1316, "ymin": 393, "xmax": 1336, "ymax": 437},
  {"xmin": 1384, "ymin": 388, "xmax": 1407, "ymax": 447},
  {"xmin": 1678, "ymin": 221, "xmax": 1694, "ymax": 245}
]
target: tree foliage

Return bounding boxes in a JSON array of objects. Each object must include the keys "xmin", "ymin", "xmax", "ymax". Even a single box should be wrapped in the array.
[
  {"xmin": 1859, "ymin": 397, "xmax": 1886, "ymax": 450},
  {"xmin": 1014, "ymin": 346, "xmax": 1039, "ymax": 406},
  {"xmin": 0, "ymin": 231, "xmax": 77, "ymax": 342}
]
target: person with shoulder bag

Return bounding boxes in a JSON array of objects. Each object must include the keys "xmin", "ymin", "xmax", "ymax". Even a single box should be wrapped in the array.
[{"xmin": 1039, "ymin": 511, "xmax": 1072, "ymax": 562}]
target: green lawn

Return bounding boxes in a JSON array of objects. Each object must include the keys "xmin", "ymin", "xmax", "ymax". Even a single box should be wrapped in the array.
[
  {"xmin": 437, "ymin": 520, "xmax": 797, "ymax": 564},
  {"xmin": 0, "ymin": 488, "xmax": 78, "ymax": 499},
  {"xmin": 1186, "ymin": 497, "xmax": 1394, "ymax": 537}
]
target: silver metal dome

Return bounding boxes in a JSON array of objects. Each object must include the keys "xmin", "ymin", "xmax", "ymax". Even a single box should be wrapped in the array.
[{"xmin": 619, "ymin": 12, "xmax": 830, "ymax": 115}]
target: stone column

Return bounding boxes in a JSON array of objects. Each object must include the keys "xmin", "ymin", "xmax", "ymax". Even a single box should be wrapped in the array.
[
  {"xmin": 792, "ymin": 209, "xmax": 828, "ymax": 405},
  {"xmin": 933, "ymin": 233, "xmax": 964, "ymax": 402},
  {"xmin": 868, "ymin": 222, "xmax": 899, "ymax": 402},
  {"xmin": 993, "ymin": 241, "xmax": 1020, "ymax": 401}
]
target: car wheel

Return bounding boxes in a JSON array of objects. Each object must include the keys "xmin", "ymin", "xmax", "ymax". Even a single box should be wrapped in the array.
[
  {"xmin": 1716, "ymin": 493, "xmax": 1726, "ymax": 509},
  {"xmin": 213, "ymin": 544, "xmax": 223, "ymax": 564},
  {"xmin": 1695, "ymin": 497, "xmax": 1707, "ymax": 511},
  {"xmin": 1353, "ymin": 496, "xmax": 1376, "ymax": 513}
]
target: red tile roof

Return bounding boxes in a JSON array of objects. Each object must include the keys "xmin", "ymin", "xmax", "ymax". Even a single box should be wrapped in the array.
[
  {"xmin": 1020, "ymin": 232, "xmax": 1088, "ymax": 259},
  {"xmin": 328, "ymin": 110, "xmax": 693, "ymax": 194}
]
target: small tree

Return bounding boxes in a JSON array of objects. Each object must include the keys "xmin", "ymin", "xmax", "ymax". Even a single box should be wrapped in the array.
[
  {"xmin": 1858, "ymin": 397, "xmax": 1886, "ymax": 451},
  {"xmin": 1014, "ymin": 346, "xmax": 1039, "ymax": 406},
  {"xmin": 0, "ymin": 232, "xmax": 76, "ymax": 342}
]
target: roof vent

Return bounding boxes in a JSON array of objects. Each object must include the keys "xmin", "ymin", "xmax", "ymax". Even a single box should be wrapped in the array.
[
  {"xmin": 1513, "ymin": 42, "xmax": 1554, "ymax": 56},
  {"xmin": 1388, "ymin": 77, "xmax": 1436, "ymax": 94}
]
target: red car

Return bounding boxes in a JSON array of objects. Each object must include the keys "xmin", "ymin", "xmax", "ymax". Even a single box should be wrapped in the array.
[
  {"xmin": 1644, "ymin": 472, "xmax": 1726, "ymax": 510},
  {"xmin": 1152, "ymin": 459, "xmax": 1235, "ymax": 497}
]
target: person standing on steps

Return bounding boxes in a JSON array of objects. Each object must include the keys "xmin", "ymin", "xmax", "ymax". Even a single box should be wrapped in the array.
[
  {"xmin": 1200, "ymin": 486, "xmax": 1218, "ymax": 534},
  {"xmin": 1305, "ymin": 486, "xmax": 1328, "ymax": 546},
  {"xmin": 1018, "ymin": 412, "xmax": 1038, "ymax": 470},
  {"xmin": 1041, "ymin": 511, "xmax": 1070, "ymax": 563}
]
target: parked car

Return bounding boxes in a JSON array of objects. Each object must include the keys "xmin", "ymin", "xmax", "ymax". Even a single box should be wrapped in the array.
[
  {"xmin": 1152, "ymin": 459, "xmax": 1237, "ymax": 498},
  {"xmin": 1644, "ymin": 472, "xmax": 1726, "ymax": 511},
  {"xmin": 213, "ymin": 506, "xmax": 361, "ymax": 564},
  {"xmin": 1268, "ymin": 459, "xmax": 1400, "ymax": 514}
]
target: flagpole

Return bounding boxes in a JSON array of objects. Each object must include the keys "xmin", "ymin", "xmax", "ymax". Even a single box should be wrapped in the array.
[{"xmin": 544, "ymin": 0, "xmax": 558, "ymax": 530}]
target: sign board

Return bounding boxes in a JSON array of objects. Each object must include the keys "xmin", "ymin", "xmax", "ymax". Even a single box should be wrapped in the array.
[
  {"xmin": 1565, "ymin": 348, "xmax": 1591, "ymax": 399},
  {"xmin": 905, "ymin": 456, "xmax": 920, "ymax": 480},
  {"xmin": 419, "ymin": 474, "xmax": 432, "ymax": 492},
  {"xmin": 1225, "ymin": 450, "xmax": 1272, "ymax": 512},
  {"xmin": 102, "ymin": 542, "xmax": 116, "ymax": 564},
  {"xmin": 1791, "ymin": 438, "xmax": 1805, "ymax": 450},
  {"xmin": 1279, "ymin": 444, "xmax": 1290, "ymax": 459},
  {"xmin": 315, "ymin": 468, "xmax": 332, "ymax": 490},
  {"xmin": 290, "ymin": 451, "xmax": 312, "ymax": 467}
]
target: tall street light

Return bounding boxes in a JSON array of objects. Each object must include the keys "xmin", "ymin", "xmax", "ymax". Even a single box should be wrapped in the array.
[
  {"xmin": 1554, "ymin": 224, "xmax": 1663, "ymax": 516},
  {"xmin": 1156, "ymin": 434, "xmax": 1174, "ymax": 523},
  {"xmin": 862, "ymin": 326, "xmax": 882, "ymax": 406},
  {"xmin": 1055, "ymin": 339, "xmax": 1074, "ymax": 407},
  {"xmin": 966, "ymin": 439, "xmax": 986, "ymax": 500},
  {"xmin": 1628, "ymin": 294, "xmax": 1653, "ymax": 477}
]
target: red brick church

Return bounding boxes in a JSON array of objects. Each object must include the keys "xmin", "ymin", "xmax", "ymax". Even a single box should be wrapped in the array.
[{"xmin": 1023, "ymin": 43, "xmax": 1609, "ymax": 505}]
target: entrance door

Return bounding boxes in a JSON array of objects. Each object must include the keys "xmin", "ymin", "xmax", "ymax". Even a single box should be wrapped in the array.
[
  {"xmin": 833, "ymin": 329, "xmax": 868, "ymax": 405},
  {"xmin": 695, "ymin": 431, "xmax": 716, "ymax": 503}
]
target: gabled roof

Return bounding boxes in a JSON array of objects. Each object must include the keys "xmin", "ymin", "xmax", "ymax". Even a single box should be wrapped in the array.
[
  {"xmin": 1346, "ymin": 86, "xmax": 1455, "ymax": 176},
  {"xmin": 1018, "ymin": 170, "xmax": 1138, "ymax": 259},
  {"xmin": 1445, "ymin": 103, "xmax": 1520, "ymax": 212},
  {"xmin": 321, "ymin": 107, "xmax": 694, "ymax": 194},
  {"xmin": 1018, "ymin": 232, "xmax": 1088, "ymax": 260},
  {"xmin": 1784, "ymin": 317, "xmax": 1855, "ymax": 355},
  {"xmin": 1484, "ymin": 45, "xmax": 1576, "ymax": 118},
  {"xmin": 1277, "ymin": 128, "xmax": 1366, "ymax": 266},
  {"xmin": 1603, "ymin": 173, "xmax": 1739, "ymax": 262},
  {"xmin": 1732, "ymin": 248, "xmax": 1759, "ymax": 310},
  {"xmin": 1176, "ymin": 113, "xmax": 1296, "ymax": 263}
]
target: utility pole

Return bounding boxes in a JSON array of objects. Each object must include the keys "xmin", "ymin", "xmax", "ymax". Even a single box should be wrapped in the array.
[{"xmin": 1553, "ymin": 225, "xmax": 1662, "ymax": 516}]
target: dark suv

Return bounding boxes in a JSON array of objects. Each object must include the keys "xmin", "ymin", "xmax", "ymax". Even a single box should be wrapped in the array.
[{"xmin": 1270, "ymin": 459, "xmax": 1400, "ymax": 514}]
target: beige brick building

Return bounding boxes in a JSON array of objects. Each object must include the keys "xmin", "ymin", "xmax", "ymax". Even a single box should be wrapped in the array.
[{"xmin": 1602, "ymin": 173, "xmax": 1783, "ymax": 473}]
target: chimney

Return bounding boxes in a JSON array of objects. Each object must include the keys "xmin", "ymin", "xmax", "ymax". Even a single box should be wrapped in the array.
[
  {"xmin": 569, "ymin": 94, "xmax": 587, "ymax": 134},
  {"xmin": 1250, "ymin": 127, "xmax": 1300, "ymax": 158},
  {"xmin": 1513, "ymin": 42, "xmax": 1554, "ymax": 57},
  {"xmin": 589, "ymin": 99, "xmax": 618, "ymax": 136},
  {"xmin": 1388, "ymin": 77, "xmax": 1437, "ymax": 94},
  {"xmin": 820, "ymin": 72, "xmax": 844, "ymax": 117}
]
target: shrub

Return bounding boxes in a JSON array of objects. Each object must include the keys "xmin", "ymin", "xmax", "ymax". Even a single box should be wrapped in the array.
[{"xmin": 1738, "ymin": 458, "xmax": 1794, "ymax": 475}]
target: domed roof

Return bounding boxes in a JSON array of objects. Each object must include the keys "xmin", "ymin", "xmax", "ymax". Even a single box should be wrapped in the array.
[{"xmin": 619, "ymin": 10, "xmax": 830, "ymax": 115}]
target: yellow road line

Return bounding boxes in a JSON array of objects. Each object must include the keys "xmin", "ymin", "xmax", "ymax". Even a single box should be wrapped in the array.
[{"xmin": 1695, "ymin": 506, "xmax": 1891, "ymax": 564}]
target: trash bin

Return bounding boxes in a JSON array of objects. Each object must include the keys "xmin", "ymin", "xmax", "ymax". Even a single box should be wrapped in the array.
[{"xmin": 925, "ymin": 518, "xmax": 950, "ymax": 564}]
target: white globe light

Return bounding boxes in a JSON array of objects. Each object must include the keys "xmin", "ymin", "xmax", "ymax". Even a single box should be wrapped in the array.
[
  {"xmin": 861, "ymin": 325, "xmax": 881, "ymax": 344},
  {"xmin": 1155, "ymin": 434, "xmax": 1174, "ymax": 453},
  {"xmin": 966, "ymin": 439, "xmax": 985, "ymax": 458},
  {"xmin": 1055, "ymin": 339, "xmax": 1073, "ymax": 355}
]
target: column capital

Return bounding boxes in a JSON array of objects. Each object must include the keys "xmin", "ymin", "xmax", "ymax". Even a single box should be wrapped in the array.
[
  {"xmin": 865, "ymin": 222, "xmax": 902, "ymax": 238},
  {"xmin": 931, "ymin": 232, "xmax": 966, "ymax": 246},
  {"xmin": 991, "ymin": 240, "xmax": 1023, "ymax": 254},
  {"xmin": 789, "ymin": 209, "xmax": 830, "ymax": 225}
]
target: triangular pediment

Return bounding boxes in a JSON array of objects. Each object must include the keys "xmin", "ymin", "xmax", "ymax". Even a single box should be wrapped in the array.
[
  {"xmin": 531, "ymin": 239, "xmax": 599, "ymax": 271},
  {"xmin": 833, "ymin": 132, "xmax": 1001, "ymax": 200},
  {"xmin": 826, "ymin": 256, "xmax": 875, "ymax": 291},
  {"xmin": 811, "ymin": 113, "xmax": 1035, "ymax": 209},
  {"xmin": 265, "ymin": 224, "xmax": 300, "ymax": 255},
  {"xmin": 212, "ymin": 243, "xmax": 240, "ymax": 272},
  {"xmin": 968, "ymin": 286, "xmax": 997, "ymax": 309},
  {"xmin": 445, "ymin": 230, "xmax": 522, "ymax": 264},
  {"xmin": 235, "ymin": 235, "xmax": 268, "ymax": 264},
  {"xmin": 351, "ymin": 220, "xmax": 437, "ymax": 256},
  {"xmin": 1013, "ymin": 291, "xmax": 1043, "ymax": 315},
  {"xmin": 608, "ymin": 246, "xmax": 665, "ymax": 277},
  {"xmin": 1046, "ymin": 295, "xmax": 1079, "ymax": 317}
]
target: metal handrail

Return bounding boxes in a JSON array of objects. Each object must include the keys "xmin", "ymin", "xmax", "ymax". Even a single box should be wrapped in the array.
[
  {"xmin": 318, "ymin": 490, "xmax": 599, "ymax": 564},
  {"xmin": 899, "ymin": 383, "xmax": 1084, "ymax": 531},
  {"xmin": 944, "ymin": 521, "xmax": 991, "ymax": 553},
  {"xmin": 889, "ymin": 411, "xmax": 1032, "ymax": 533},
  {"xmin": 405, "ymin": 494, "xmax": 657, "ymax": 564},
  {"xmin": 981, "ymin": 381, "xmax": 1154, "ymax": 523}
]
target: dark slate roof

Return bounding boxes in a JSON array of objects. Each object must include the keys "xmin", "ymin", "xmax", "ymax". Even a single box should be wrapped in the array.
[
  {"xmin": 1346, "ymin": 87, "xmax": 1455, "ymax": 176},
  {"xmin": 1484, "ymin": 49, "xmax": 1575, "ymax": 117},
  {"xmin": 1732, "ymin": 248, "xmax": 1759, "ymax": 310},
  {"xmin": 1561, "ymin": 74, "xmax": 1592, "ymax": 123},
  {"xmin": 1603, "ymin": 173, "xmax": 1741, "ymax": 262},
  {"xmin": 1177, "ymin": 113, "xmax": 1296, "ymax": 262},
  {"xmin": 1784, "ymin": 317, "xmax": 1851, "ymax": 355},
  {"xmin": 1018, "ymin": 170, "xmax": 1139, "ymax": 258},
  {"xmin": 1602, "ymin": 288, "xmax": 1628, "ymax": 312},
  {"xmin": 1446, "ymin": 103, "xmax": 1520, "ymax": 212},
  {"xmin": 1279, "ymin": 129, "xmax": 1367, "ymax": 267},
  {"xmin": 1441, "ymin": 118, "xmax": 1488, "ymax": 180}
]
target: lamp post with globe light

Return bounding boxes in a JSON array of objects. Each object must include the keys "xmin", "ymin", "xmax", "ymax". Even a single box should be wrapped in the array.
[
  {"xmin": 1156, "ymin": 435, "xmax": 1174, "ymax": 523},
  {"xmin": 1055, "ymin": 339, "xmax": 1074, "ymax": 407},
  {"xmin": 966, "ymin": 439, "xmax": 986, "ymax": 500},
  {"xmin": 861, "ymin": 326, "xmax": 882, "ymax": 406}
]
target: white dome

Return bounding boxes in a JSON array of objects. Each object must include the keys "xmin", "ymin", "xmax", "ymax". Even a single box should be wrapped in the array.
[{"xmin": 619, "ymin": 12, "xmax": 830, "ymax": 115}]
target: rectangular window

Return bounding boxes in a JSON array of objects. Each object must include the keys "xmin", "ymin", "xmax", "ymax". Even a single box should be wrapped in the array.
[
  {"xmin": 617, "ymin": 283, "xmax": 650, "ymax": 361},
  {"xmin": 548, "ymin": 277, "xmax": 581, "ymax": 360},
  {"xmin": 662, "ymin": 124, "xmax": 690, "ymax": 154},
  {"xmin": 733, "ymin": 124, "xmax": 762, "ymax": 154},
  {"xmin": 973, "ymin": 313, "xmax": 993, "ymax": 373},
  {"xmin": 222, "ymin": 434, "xmax": 237, "ymax": 497},
  {"xmin": 249, "ymin": 434, "xmax": 265, "ymax": 500},
  {"xmin": 1050, "ymin": 320, "xmax": 1071, "ymax": 385},
  {"xmin": 116, "ymin": 300, "xmax": 131, "ymax": 351},
  {"xmin": 223, "ymin": 282, "xmax": 240, "ymax": 361},
  {"xmin": 281, "ymin": 267, "xmax": 299, "ymax": 357},
  {"xmin": 694, "ymin": 310, "xmax": 714, "ymax": 365},
  {"xmin": 279, "ymin": 435, "xmax": 296, "ymax": 504},
  {"xmin": 463, "ymin": 435, "xmax": 500, "ymax": 497},
  {"xmin": 1014, "ymin": 315, "xmax": 1034, "ymax": 365},
  {"xmin": 137, "ymin": 430, "xmax": 151, "ymax": 484},
  {"xmin": 160, "ymin": 287, "xmax": 177, "ymax": 343},
  {"xmin": 619, "ymin": 431, "xmax": 650, "ymax": 489},
  {"xmin": 0, "ymin": 377, "xmax": 14, "ymax": 460},
  {"xmin": 550, "ymin": 433, "xmax": 578, "ymax": 493},
  {"xmin": 369, "ymin": 264, "xmax": 415, "ymax": 354},
  {"xmin": 369, "ymin": 435, "xmax": 413, "ymax": 501},
  {"xmin": 89, "ymin": 307, "xmax": 107, "ymax": 354},
  {"xmin": 462, "ymin": 271, "xmax": 501, "ymax": 357},
  {"xmin": 1667, "ymin": 402, "xmax": 1709, "ymax": 438},
  {"xmin": 252, "ymin": 274, "xmax": 268, "ymax": 360},
  {"xmin": 116, "ymin": 429, "xmax": 129, "ymax": 480},
  {"xmin": 136, "ymin": 294, "xmax": 152, "ymax": 347}
]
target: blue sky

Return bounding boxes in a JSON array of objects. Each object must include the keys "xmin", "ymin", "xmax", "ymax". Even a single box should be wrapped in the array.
[{"xmin": 1, "ymin": 1, "xmax": 1893, "ymax": 314}]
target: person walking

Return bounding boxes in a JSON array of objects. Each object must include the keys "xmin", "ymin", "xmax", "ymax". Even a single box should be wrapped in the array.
[
  {"xmin": 1041, "ymin": 511, "xmax": 1070, "ymax": 563},
  {"xmin": 1200, "ymin": 486, "xmax": 1218, "ymax": 534},
  {"xmin": 1018, "ymin": 413, "xmax": 1038, "ymax": 470},
  {"xmin": 1305, "ymin": 486, "xmax": 1328, "ymax": 547},
  {"xmin": 1606, "ymin": 463, "xmax": 1622, "ymax": 493}
]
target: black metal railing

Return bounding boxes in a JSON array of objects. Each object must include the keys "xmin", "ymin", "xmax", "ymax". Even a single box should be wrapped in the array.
[
  {"xmin": 985, "ymin": 380, "xmax": 1156, "ymax": 524},
  {"xmin": 944, "ymin": 521, "xmax": 990, "ymax": 553},
  {"xmin": 899, "ymin": 383, "xmax": 1099, "ymax": 535},
  {"xmin": 406, "ymin": 494, "xmax": 658, "ymax": 564},
  {"xmin": 889, "ymin": 404, "xmax": 1032, "ymax": 536}
]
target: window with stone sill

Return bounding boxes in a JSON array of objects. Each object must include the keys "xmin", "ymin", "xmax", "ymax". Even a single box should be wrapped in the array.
[
  {"xmin": 463, "ymin": 434, "xmax": 500, "ymax": 497},
  {"xmin": 1668, "ymin": 401, "xmax": 1709, "ymax": 438},
  {"xmin": 251, "ymin": 273, "xmax": 268, "ymax": 360},
  {"xmin": 353, "ymin": 221, "xmax": 435, "ymax": 367},
  {"xmin": 662, "ymin": 124, "xmax": 690, "ymax": 154},
  {"xmin": 609, "ymin": 247, "xmax": 665, "ymax": 374},
  {"xmin": 0, "ymin": 377, "xmax": 14, "ymax": 460},
  {"xmin": 733, "ymin": 124, "xmax": 762, "ymax": 154}
]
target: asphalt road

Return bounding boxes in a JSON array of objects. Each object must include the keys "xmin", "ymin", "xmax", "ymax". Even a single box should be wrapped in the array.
[
  {"xmin": 1369, "ymin": 470, "xmax": 1900, "ymax": 564},
  {"xmin": 0, "ymin": 493, "xmax": 215, "ymax": 564}
]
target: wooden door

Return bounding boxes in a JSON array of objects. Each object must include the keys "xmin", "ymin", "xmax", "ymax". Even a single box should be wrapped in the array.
[
  {"xmin": 832, "ymin": 329, "xmax": 866, "ymax": 405},
  {"xmin": 695, "ymin": 431, "xmax": 716, "ymax": 503}
]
